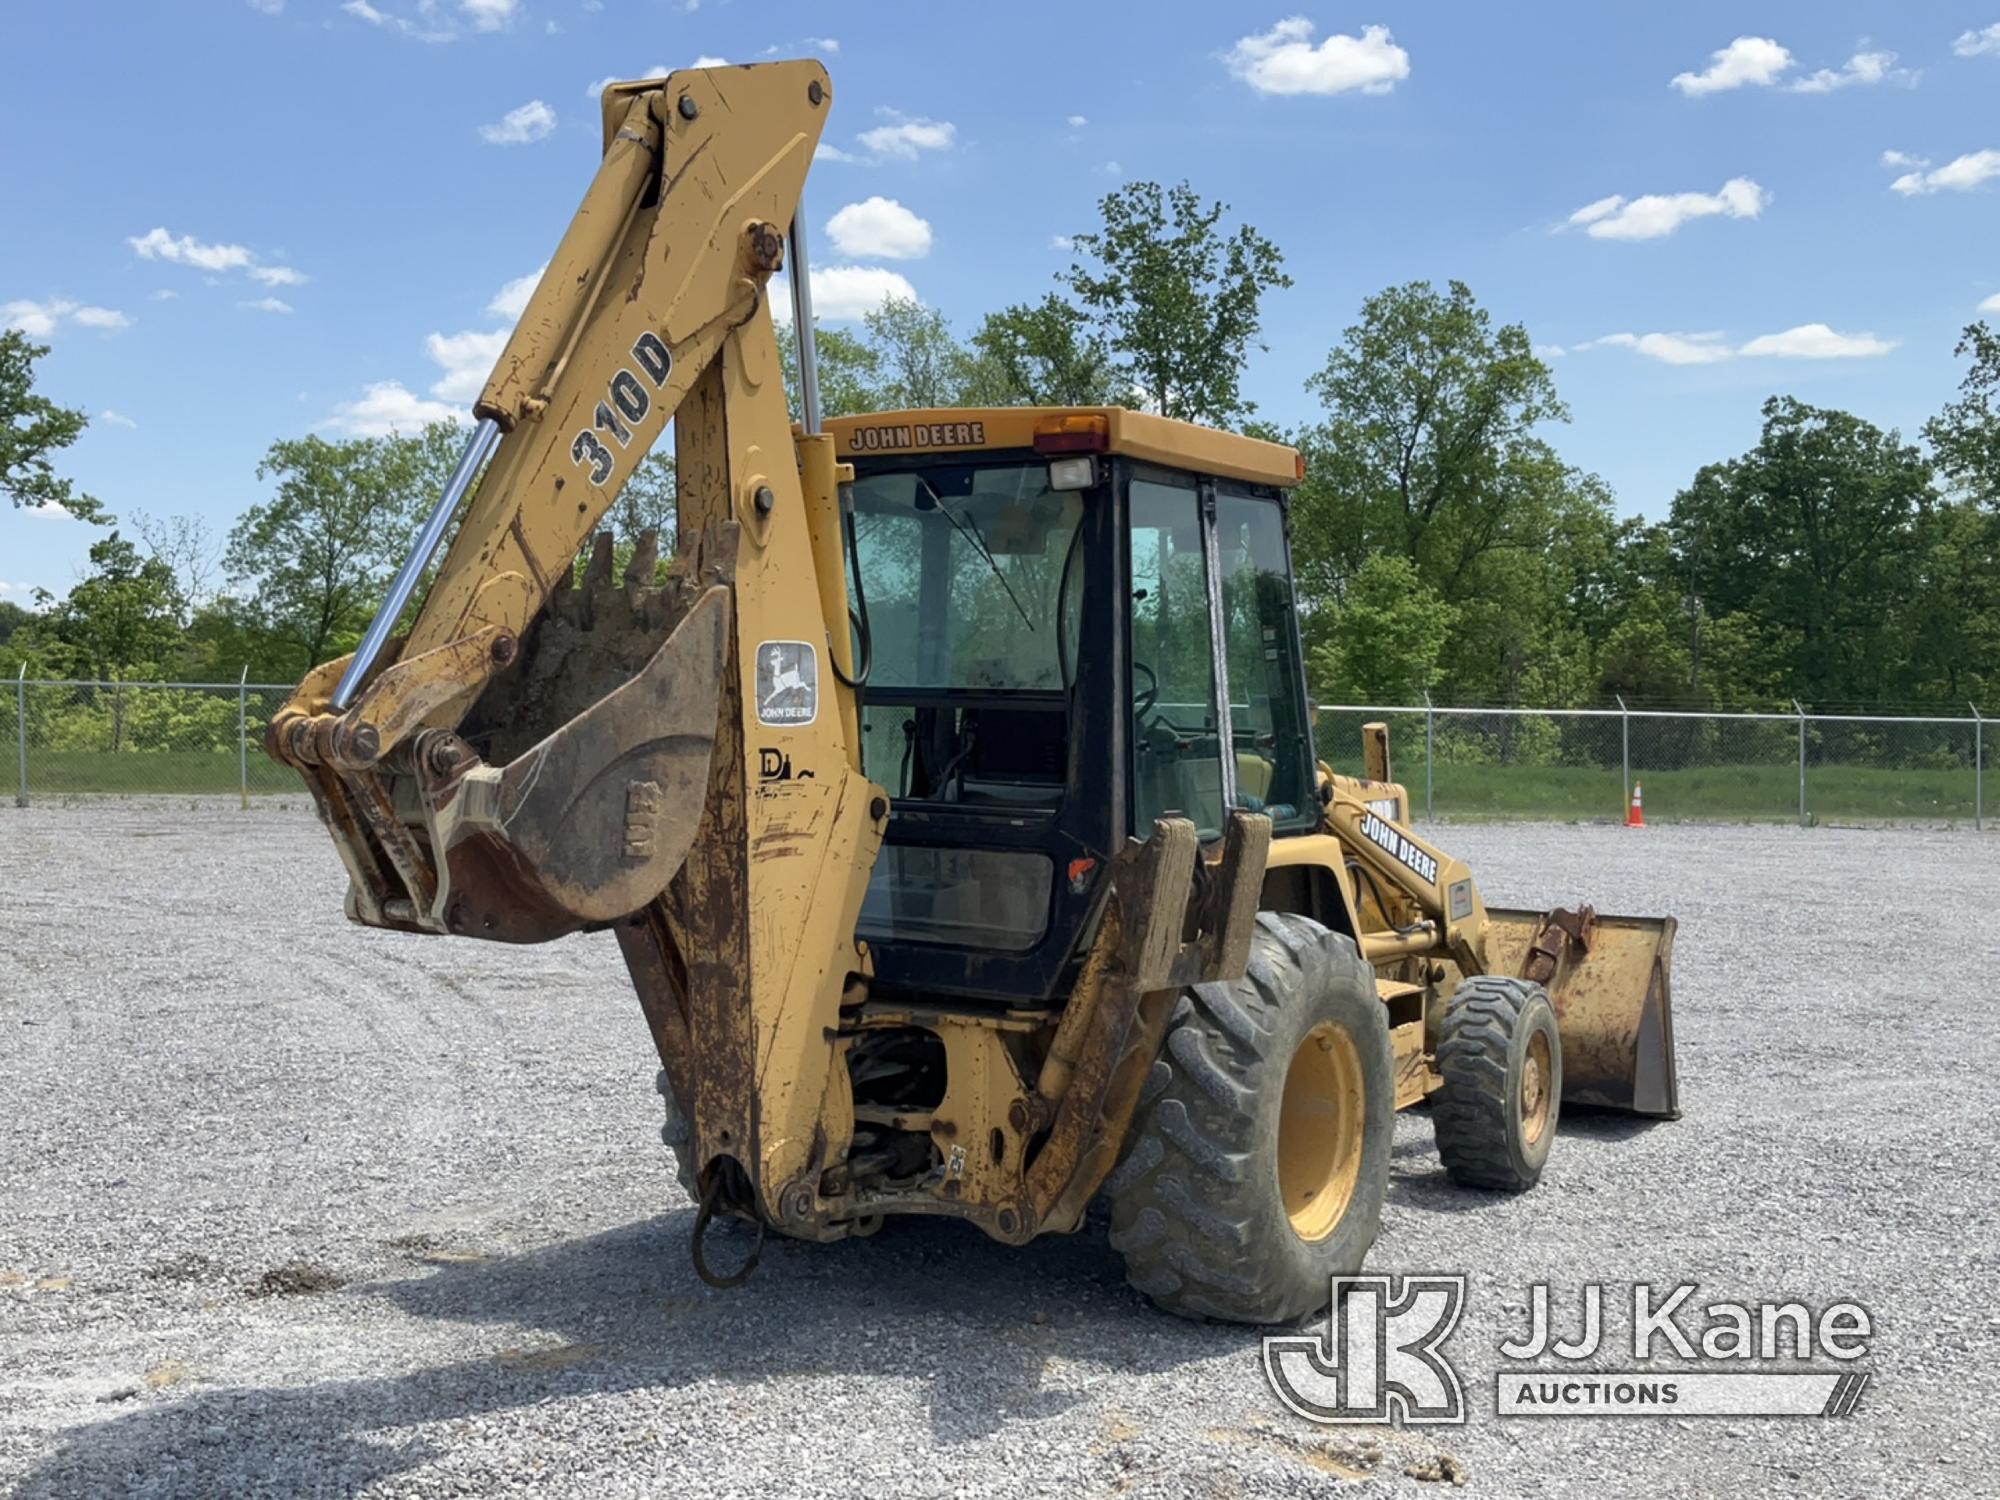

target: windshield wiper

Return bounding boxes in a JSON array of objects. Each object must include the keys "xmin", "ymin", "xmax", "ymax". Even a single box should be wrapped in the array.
[{"xmin": 914, "ymin": 474, "xmax": 1035, "ymax": 635}]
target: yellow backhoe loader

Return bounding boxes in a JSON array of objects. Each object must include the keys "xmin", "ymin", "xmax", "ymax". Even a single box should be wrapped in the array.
[{"xmin": 267, "ymin": 60, "xmax": 1678, "ymax": 1323}]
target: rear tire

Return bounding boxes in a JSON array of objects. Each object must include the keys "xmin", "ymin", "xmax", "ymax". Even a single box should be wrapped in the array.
[
  {"xmin": 1432, "ymin": 976, "xmax": 1561, "ymax": 1192},
  {"xmin": 1107, "ymin": 912, "xmax": 1394, "ymax": 1325}
]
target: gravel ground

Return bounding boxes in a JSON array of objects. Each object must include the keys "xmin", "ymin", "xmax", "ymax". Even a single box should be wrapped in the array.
[{"xmin": 1, "ymin": 802, "xmax": 1995, "ymax": 1499}]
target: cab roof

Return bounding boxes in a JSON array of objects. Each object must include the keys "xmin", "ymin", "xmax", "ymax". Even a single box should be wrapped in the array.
[{"xmin": 823, "ymin": 406, "xmax": 1303, "ymax": 491}]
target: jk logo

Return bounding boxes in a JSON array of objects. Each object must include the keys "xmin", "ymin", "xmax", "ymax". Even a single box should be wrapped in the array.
[{"xmin": 1262, "ymin": 1275, "xmax": 1467, "ymax": 1426}]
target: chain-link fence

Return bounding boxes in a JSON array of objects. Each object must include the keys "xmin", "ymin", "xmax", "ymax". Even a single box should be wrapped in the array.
[
  {"xmin": 1315, "ymin": 702, "xmax": 1989, "ymax": 826},
  {"xmin": 3, "ymin": 677, "xmax": 1990, "ymax": 825},
  {"xmin": 4, "ymin": 676, "xmax": 298, "ymax": 804}
]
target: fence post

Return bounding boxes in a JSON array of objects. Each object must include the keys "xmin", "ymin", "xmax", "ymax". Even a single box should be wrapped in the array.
[
  {"xmin": 238, "ymin": 666, "xmax": 250, "ymax": 811},
  {"xmin": 1974, "ymin": 702, "xmax": 1985, "ymax": 833},
  {"xmin": 13, "ymin": 665, "xmax": 25, "ymax": 809},
  {"xmin": 1424, "ymin": 692, "xmax": 1440, "ymax": 824},
  {"xmin": 1794, "ymin": 700, "xmax": 1808, "ymax": 828},
  {"xmin": 1616, "ymin": 694, "xmax": 1630, "ymax": 818}
]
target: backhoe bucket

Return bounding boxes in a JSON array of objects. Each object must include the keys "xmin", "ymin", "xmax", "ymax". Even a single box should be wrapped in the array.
[
  {"xmin": 409, "ymin": 551, "xmax": 734, "ymax": 945},
  {"xmin": 1484, "ymin": 908, "xmax": 1680, "ymax": 1118}
]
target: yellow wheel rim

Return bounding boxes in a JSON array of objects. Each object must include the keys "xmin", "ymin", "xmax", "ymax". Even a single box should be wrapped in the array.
[
  {"xmin": 1521, "ymin": 1029, "xmax": 1554, "ymax": 1147},
  {"xmin": 1279, "ymin": 1021, "xmax": 1366, "ymax": 1243}
]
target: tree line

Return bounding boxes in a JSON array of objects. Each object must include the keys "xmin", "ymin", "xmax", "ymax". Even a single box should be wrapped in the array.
[{"xmin": 5, "ymin": 179, "xmax": 1997, "ymax": 717}]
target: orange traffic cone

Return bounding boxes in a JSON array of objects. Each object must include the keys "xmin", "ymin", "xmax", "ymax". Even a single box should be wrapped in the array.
[{"xmin": 1626, "ymin": 781, "xmax": 1646, "ymax": 828}]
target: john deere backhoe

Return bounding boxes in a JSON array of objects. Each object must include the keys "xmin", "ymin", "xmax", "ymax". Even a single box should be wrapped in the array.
[{"xmin": 268, "ymin": 60, "xmax": 1678, "ymax": 1323}]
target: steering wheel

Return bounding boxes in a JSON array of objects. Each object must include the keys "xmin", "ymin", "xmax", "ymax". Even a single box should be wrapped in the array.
[{"xmin": 1132, "ymin": 660, "xmax": 1160, "ymax": 720}]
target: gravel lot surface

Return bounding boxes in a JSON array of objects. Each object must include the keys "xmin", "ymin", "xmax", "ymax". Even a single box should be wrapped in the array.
[{"xmin": 1, "ymin": 802, "xmax": 1994, "ymax": 1498}]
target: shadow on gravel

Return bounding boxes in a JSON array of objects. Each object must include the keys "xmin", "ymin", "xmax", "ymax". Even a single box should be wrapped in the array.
[
  {"xmin": 1386, "ymin": 1109, "xmax": 1670, "ymax": 1211},
  {"xmin": 12, "ymin": 1209, "xmax": 1253, "ymax": 1498}
]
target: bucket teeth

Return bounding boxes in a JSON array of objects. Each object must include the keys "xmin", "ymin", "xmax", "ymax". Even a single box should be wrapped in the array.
[{"xmin": 626, "ymin": 529, "xmax": 661, "ymax": 600}]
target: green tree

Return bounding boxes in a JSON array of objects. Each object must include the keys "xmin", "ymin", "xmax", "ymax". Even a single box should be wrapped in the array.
[
  {"xmin": 224, "ymin": 422, "xmax": 461, "ymax": 677},
  {"xmin": 968, "ymin": 294, "xmax": 1121, "ymax": 406},
  {"xmin": 1925, "ymin": 321, "xmax": 2000, "ymax": 508},
  {"xmin": 0, "ymin": 599, "xmax": 32, "ymax": 648},
  {"xmin": 779, "ymin": 322, "xmax": 885, "ymax": 421},
  {"xmin": 1298, "ymin": 280, "xmax": 1568, "ymax": 592},
  {"xmin": 862, "ymin": 297, "xmax": 977, "ymax": 410},
  {"xmin": 1671, "ymin": 397, "xmax": 1936, "ymax": 707},
  {"xmin": 132, "ymin": 512, "xmax": 221, "ymax": 627},
  {"xmin": 1308, "ymin": 553, "xmax": 1456, "ymax": 704},
  {"xmin": 609, "ymin": 451, "xmax": 676, "ymax": 547},
  {"xmin": 1, "ymin": 329, "xmax": 104, "ymax": 522},
  {"xmin": 1064, "ymin": 180, "xmax": 1289, "ymax": 425},
  {"xmin": 37, "ymin": 533, "xmax": 181, "ymax": 679}
]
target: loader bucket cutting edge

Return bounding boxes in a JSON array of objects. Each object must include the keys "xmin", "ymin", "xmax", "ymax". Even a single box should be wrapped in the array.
[{"xmin": 1483, "ymin": 908, "xmax": 1680, "ymax": 1119}]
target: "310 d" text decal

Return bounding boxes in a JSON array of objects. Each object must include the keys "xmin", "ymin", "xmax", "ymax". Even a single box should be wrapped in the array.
[{"xmin": 569, "ymin": 331, "xmax": 673, "ymax": 485}]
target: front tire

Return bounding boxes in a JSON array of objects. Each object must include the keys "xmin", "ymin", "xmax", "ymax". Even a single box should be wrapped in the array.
[
  {"xmin": 1107, "ymin": 912, "xmax": 1394, "ymax": 1324},
  {"xmin": 1432, "ymin": 976, "xmax": 1562, "ymax": 1191}
]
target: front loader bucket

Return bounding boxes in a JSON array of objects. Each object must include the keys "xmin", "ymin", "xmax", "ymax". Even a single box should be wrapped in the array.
[{"xmin": 1484, "ymin": 908, "xmax": 1680, "ymax": 1118}]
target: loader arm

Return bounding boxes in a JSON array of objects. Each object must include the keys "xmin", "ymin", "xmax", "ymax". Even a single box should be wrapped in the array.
[
  {"xmin": 1321, "ymin": 752, "xmax": 1679, "ymax": 1119},
  {"xmin": 268, "ymin": 61, "xmax": 892, "ymax": 1225}
]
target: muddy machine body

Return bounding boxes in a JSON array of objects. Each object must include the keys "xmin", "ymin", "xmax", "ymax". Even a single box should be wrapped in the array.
[{"xmin": 268, "ymin": 61, "xmax": 1678, "ymax": 1323}]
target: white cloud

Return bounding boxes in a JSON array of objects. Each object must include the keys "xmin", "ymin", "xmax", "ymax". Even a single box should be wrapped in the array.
[
  {"xmin": 1881, "ymin": 149, "xmax": 1923, "ymax": 168},
  {"xmin": 814, "ymin": 141, "xmax": 860, "ymax": 164},
  {"xmin": 1567, "ymin": 177, "xmax": 1767, "ymax": 240},
  {"xmin": 488, "ymin": 263, "xmax": 546, "ymax": 319},
  {"xmin": 0, "ymin": 581, "xmax": 39, "ymax": 599},
  {"xmin": 1226, "ymin": 18, "xmax": 1409, "ymax": 96},
  {"xmin": 1581, "ymin": 324, "xmax": 1895, "ymax": 364},
  {"xmin": 587, "ymin": 65, "xmax": 668, "ymax": 98},
  {"xmin": 240, "ymin": 296, "xmax": 294, "ymax": 313},
  {"xmin": 97, "ymin": 409, "xmax": 138, "ymax": 429},
  {"xmin": 1050, "ymin": 234, "xmax": 1074, "ymax": 251},
  {"xmin": 774, "ymin": 265, "xmax": 917, "ymax": 322},
  {"xmin": 1067, "ymin": 114, "xmax": 1088, "ymax": 127},
  {"xmin": 1102, "ymin": 160, "xmax": 1123, "ymax": 176},
  {"xmin": 804, "ymin": 36, "xmax": 839, "ymax": 54},
  {"xmin": 1582, "ymin": 331, "xmax": 1735, "ymax": 365},
  {"xmin": 25, "ymin": 500, "xmax": 74, "ymax": 522},
  {"xmin": 1533, "ymin": 343, "xmax": 1567, "ymax": 359},
  {"xmin": 340, "ymin": 0, "xmax": 454, "ymax": 41},
  {"xmin": 1671, "ymin": 36, "xmax": 1792, "ymax": 95},
  {"xmin": 825, "ymin": 197, "xmax": 932, "ymax": 260},
  {"xmin": 480, "ymin": 99, "xmax": 556, "ymax": 145},
  {"xmin": 424, "ymin": 328, "xmax": 508, "ymax": 402},
  {"xmin": 857, "ymin": 111, "xmax": 956, "ymax": 160},
  {"xmin": 3, "ymin": 298, "xmax": 130, "ymax": 337},
  {"xmin": 1738, "ymin": 323, "xmax": 1896, "ymax": 358},
  {"xmin": 1954, "ymin": 24, "xmax": 2000, "ymax": 57},
  {"xmin": 129, "ymin": 226, "xmax": 305, "ymax": 288},
  {"xmin": 129, "ymin": 226, "xmax": 252, "ymax": 273},
  {"xmin": 324, "ymin": 381, "xmax": 462, "ymax": 437},
  {"xmin": 247, "ymin": 0, "xmax": 284, "ymax": 13},
  {"xmin": 461, "ymin": 0, "xmax": 515, "ymax": 31},
  {"xmin": 691, "ymin": 54, "xmax": 728, "ymax": 69},
  {"xmin": 152, "ymin": 289, "xmax": 177, "ymax": 301},
  {"xmin": 1890, "ymin": 149, "xmax": 2000, "ymax": 196},
  {"xmin": 1981, "ymin": 292, "xmax": 2000, "ymax": 312},
  {"xmin": 1791, "ymin": 50, "xmax": 1908, "ymax": 93}
]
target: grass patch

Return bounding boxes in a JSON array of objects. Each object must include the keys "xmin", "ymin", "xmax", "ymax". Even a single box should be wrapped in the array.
[
  {"xmin": 21, "ymin": 751, "xmax": 296, "ymax": 796},
  {"xmin": 1418, "ymin": 761, "xmax": 1981, "ymax": 822}
]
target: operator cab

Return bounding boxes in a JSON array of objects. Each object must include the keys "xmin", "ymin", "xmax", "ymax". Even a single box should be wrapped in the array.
[{"xmin": 827, "ymin": 408, "xmax": 1317, "ymax": 1006}]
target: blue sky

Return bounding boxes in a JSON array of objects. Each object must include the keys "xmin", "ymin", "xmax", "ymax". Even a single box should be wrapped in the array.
[{"xmin": 4, "ymin": 3, "xmax": 1998, "ymax": 607}]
